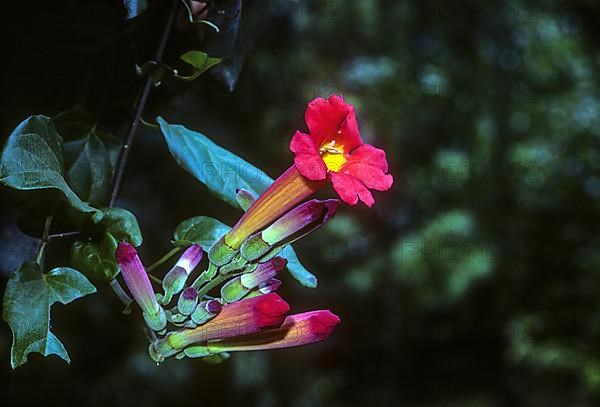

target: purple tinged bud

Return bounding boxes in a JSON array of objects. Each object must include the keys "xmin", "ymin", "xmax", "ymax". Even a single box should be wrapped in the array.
[
  {"xmin": 176, "ymin": 244, "xmax": 204, "ymax": 274},
  {"xmin": 258, "ymin": 278, "xmax": 282, "ymax": 294},
  {"xmin": 240, "ymin": 257, "xmax": 287, "ymax": 289},
  {"xmin": 204, "ymin": 299, "xmax": 222, "ymax": 314},
  {"xmin": 116, "ymin": 243, "xmax": 166, "ymax": 331},
  {"xmin": 261, "ymin": 199, "xmax": 339, "ymax": 245},
  {"xmin": 161, "ymin": 244, "xmax": 204, "ymax": 305},
  {"xmin": 177, "ymin": 287, "xmax": 199, "ymax": 316}
]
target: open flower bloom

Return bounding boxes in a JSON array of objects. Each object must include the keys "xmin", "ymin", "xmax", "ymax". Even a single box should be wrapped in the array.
[
  {"xmin": 205, "ymin": 310, "xmax": 340, "ymax": 353},
  {"xmin": 220, "ymin": 95, "xmax": 392, "ymax": 251},
  {"xmin": 116, "ymin": 243, "xmax": 166, "ymax": 331},
  {"xmin": 153, "ymin": 293, "xmax": 290, "ymax": 358},
  {"xmin": 291, "ymin": 95, "xmax": 393, "ymax": 207}
]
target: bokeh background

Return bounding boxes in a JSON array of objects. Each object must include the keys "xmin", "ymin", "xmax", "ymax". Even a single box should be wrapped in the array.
[{"xmin": 2, "ymin": 0, "xmax": 600, "ymax": 405}]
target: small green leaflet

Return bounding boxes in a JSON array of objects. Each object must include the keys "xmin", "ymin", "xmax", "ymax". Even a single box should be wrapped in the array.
[
  {"xmin": 180, "ymin": 51, "xmax": 221, "ymax": 77},
  {"xmin": 0, "ymin": 115, "xmax": 98, "ymax": 214},
  {"xmin": 173, "ymin": 216, "xmax": 231, "ymax": 248},
  {"xmin": 2, "ymin": 262, "xmax": 96, "ymax": 368}
]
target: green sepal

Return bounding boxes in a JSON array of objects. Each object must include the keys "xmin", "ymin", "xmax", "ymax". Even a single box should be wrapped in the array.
[
  {"xmin": 160, "ymin": 266, "xmax": 188, "ymax": 305},
  {"xmin": 208, "ymin": 236, "xmax": 238, "ymax": 266},
  {"xmin": 182, "ymin": 345, "xmax": 213, "ymax": 358},
  {"xmin": 143, "ymin": 308, "xmax": 167, "ymax": 332},
  {"xmin": 219, "ymin": 255, "xmax": 249, "ymax": 274},
  {"xmin": 220, "ymin": 277, "xmax": 249, "ymax": 303},
  {"xmin": 190, "ymin": 304, "xmax": 218, "ymax": 325},
  {"xmin": 202, "ymin": 352, "xmax": 230, "ymax": 364},
  {"xmin": 235, "ymin": 188, "xmax": 256, "ymax": 211},
  {"xmin": 240, "ymin": 234, "xmax": 271, "ymax": 261}
]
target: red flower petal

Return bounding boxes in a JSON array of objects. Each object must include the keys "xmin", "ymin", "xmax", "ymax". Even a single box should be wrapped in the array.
[
  {"xmin": 330, "ymin": 171, "xmax": 375, "ymax": 207},
  {"xmin": 341, "ymin": 162, "xmax": 394, "ymax": 191},
  {"xmin": 305, "ymin": 95, "xmax": 362, "ymax": 151},
  {"xmin": 290, "ymin": 131, "xmax": 327, "ymax": 180},
  {"xmin": 348, "ymin": 144, "xmax": 390, "ymax": 172}
]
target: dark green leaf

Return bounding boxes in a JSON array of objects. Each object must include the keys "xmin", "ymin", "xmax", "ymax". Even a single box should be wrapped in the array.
[
  {"xmin": 180, "ymin": 51, "xmax": 222, "ymax": 76},
  {"xmin": 157, "ymin": 117, "xmax": 273, "ymax": 207},
  {"xmin": 64, "ymin": 130, "xmax": 113, "ymax": 206},
  {"xmin": 173, "ymin": 216, "xmax": 231, "ymax": 248},
  {"xmin": 71, "ymin": 232, "xmax": 119, "ymax": 281},
  {"xmin": 2, "ymin": 262, "xmax": 96, "ymax": 368},
  {"xmin": 93, "ymin": 207, "xmax": 143, "ymax": 247},
  {"xmin": 0, "ymin": 116, "xmax": 98, "ymax": 214}
]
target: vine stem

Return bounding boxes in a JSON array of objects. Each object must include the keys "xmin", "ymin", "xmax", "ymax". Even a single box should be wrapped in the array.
[
  {"xmin": 35, "ymin": 214, "xmax": 54, "ymax": 266},
  {"xmin": 108, "ymin": 0, "xmax": 179, "ymax": 208},
  {"xmin": 147, "ymin": 247, "xmax": 182, "ymax": 273},
  {"xmin": 107, "ymin": 0, "xmax": 179, "ymax": 305}
]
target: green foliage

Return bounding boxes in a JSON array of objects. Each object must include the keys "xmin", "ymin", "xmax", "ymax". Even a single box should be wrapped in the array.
[
  {"xmin": 180, "ymin": 51, "xmax": 221, "ymax": 78},
  {"xmin": 64, "ymin": 130, "xmax": 114, "ymax": 207},
  {"xmin": 92, "ymin": 207, "xmax": 143, "ymax": 247},
  {"xmin": 157, "ymin": 117, "xmax": 273, "ymax": 208},
  {"xmin": 71, "ymin": 232, "xmax": 120, "ymax": 281},
  {"xmin": 173, "ymin": 216, "xmax": 231, "ymax": 248},
  {"xmin": 0, "ymin": 116, "xmax": 98, "ymax": 214},
  {"xmin": 2, "ymin": 262, "xmax": 96, "ymax": 368}
]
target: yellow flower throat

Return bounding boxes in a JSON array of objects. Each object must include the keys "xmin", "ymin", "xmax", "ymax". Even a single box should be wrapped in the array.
[{"xmin": 319, "ymin": 139, "xmax": 347, "ymax": 172}]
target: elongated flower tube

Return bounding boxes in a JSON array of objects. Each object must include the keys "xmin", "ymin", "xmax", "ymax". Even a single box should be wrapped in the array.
[
  {"xmin": 210, "ymin": 95, "xmax": 392, "ymax": 263},
  {"xmin": 241, "ymin": 199, "xmax": 339, "ymax": 261},
  {"xmin": 152, "ymin": 293, "xmax": 290, "ymax": 359},
  {"xmin": 206, "ymin": 310, "xmax": 340, "ymax": 353},
  {"xmin": 161, "ymin": 244, "xmax": 203, "ymax": 304},
  {"xmin": 220, "ymin": 257, "xmax": 287, "ymax": 302},
  {"xmin": 116, "ymin": 243, "xmax": 167, "ymax": 331}
]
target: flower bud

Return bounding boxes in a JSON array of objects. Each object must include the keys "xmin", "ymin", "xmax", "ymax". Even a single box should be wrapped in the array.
[
  {"xmin": 241, "ymin": 199, "xmax": 339, "ymax": 261},
  {"xmin": 177, "ymin": 287, "xmax": 199, "ymax": 316},
  {"xmin": 221, "ymin": 257, "xmax": 286, "ymax": 303},
  {"xmin": 190, "ymin": 299, "xmax": 222, "ymax": 325},
  {"xmin": 161, "ymin": 244, "xmax": 203, "ymax": 304},
  {"xmin": 116, "ymin": 243, "xmax": 166, "ymax": 331},
  {"xmin": 207, "ymin": 310, "xmax": 340, "ymax": 353},
  {"xmin": 153, "ymin": 293, "xmax": 289, "ymax": 359}
]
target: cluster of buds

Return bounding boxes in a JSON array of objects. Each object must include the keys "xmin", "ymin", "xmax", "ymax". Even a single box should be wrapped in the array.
[{"xmin": 116, "ymin": 95, "xmax": 392, "ymax": 363}]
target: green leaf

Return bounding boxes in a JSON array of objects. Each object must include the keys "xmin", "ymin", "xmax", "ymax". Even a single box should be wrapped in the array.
[
  {"xmin": 157, "ymin": 117, "xmax": 273, "ymax": 207},
  {"xmin": 180, "ymin": 51, "xmax": 221, "ymax": 76},
  {"xmin": 159, "ymin": 118, "xmax": 317, "ymax": 287},
  {"xmin": 2, "ymin": 262, "xmax": 96, "ymax": 368},
  {"xmin": 64, "ymin": 130, "xmax": 113, "ymax": 206},
  {"xmin": 0, "ymin": 115, "xmax": 98, "ymax": 214},
  {"xmin": 173, "ymin": 216, "xmax": 231, "ymax": 248},
  {"xmin": 279, "ymin": 246, "xmax": 318, "ymax": 288},
  {"xmin": 93, "ymin": 207, "xmax": 143, "ymax": 247},
  {"xmin": 71, "ymin": 232, "xmax": 120, "ymax": 281}
]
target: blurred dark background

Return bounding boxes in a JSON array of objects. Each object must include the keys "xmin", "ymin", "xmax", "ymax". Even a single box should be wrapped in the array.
[{"xmin": 2, "ymin": 0, "xmax": 600, "ymax": 405}]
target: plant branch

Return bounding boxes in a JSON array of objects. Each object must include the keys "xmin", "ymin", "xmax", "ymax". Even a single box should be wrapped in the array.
[
  {"xmin": 109, "ymin": 0, "xmax": 179, "ymax": 208},
  {"xmin": 35, "ymin": 214, "xmax": 54, "ymax": 265}
]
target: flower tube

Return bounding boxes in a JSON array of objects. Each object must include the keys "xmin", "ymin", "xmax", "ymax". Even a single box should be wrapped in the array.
[
  {"xmin": 206, "ymin": 310, "xmax": 340, "ymax": 353},
  {"xmin": 116, "ymin": 243, "xmax": 166, "ymax": 331},
  {"xmin": 152, "ymin": 293, "xmax": 290, "ymax": 359}
]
